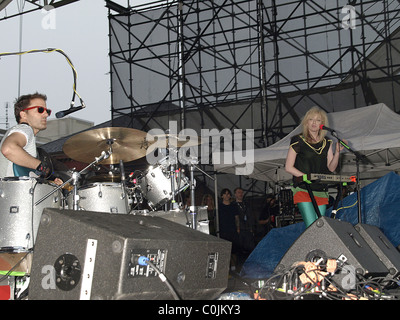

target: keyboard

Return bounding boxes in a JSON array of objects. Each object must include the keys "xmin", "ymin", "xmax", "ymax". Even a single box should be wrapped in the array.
[{"xmin": 296, "ymin": 173, "xmax": 356, "ymax": 184}]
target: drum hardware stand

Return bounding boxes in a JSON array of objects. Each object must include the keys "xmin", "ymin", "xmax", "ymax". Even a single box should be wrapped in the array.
[
  {"xmin": 186, "ymin": 157, "xmax": 216, "ymax": 230},
  {"xmin": 35, "ymin": 150, "xmax": 111, "ymax": 208},
  {"xmin": 156, "ymin": 142, "xmax": 180, "ymax": 211},
  {"xmin": 170, "ymin": 155, "xmax": 179, "ymax": 210},
  {"xmin": 166, "ymin": 139, "xmax": 179, "ymax": 210},
  {"xmin": 119, "ymin": 159, "xmax": 127, "ymax": 201},
  {"xmin": 71, "ymin": 171, "xmax": 80, "ymax": 210}
]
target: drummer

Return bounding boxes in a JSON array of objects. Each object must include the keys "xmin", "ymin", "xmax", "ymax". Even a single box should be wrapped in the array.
[{"xmin": 0, "ymin": 92, "xmax": 62, "ymax": 185}]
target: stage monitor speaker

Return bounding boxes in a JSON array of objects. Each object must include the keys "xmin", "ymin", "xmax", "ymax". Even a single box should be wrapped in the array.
[
  {"xmin": 274, "ymin": 217, "xmax": 389, "ymax": 286},
  {"xmin": 29, "ymin": 208, "xmax": 231, "ymax": 300},
  {"xmin": 355, "ymin": 223, "xmax": 400, "ymax": 280}
]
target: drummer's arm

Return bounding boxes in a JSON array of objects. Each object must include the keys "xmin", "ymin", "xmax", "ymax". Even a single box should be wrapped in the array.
[{"xmin": 1, "ymin": 132, "xmax": 41, "ymax": 169}]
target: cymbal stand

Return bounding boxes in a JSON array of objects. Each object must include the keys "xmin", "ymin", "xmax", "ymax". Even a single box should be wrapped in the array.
[
  {"xmin": 71, "ymin": 171, "xmax": 80, "ymax": 210},
  {"xmin": 169, "ymin": 148, "xmax": 179, "ymax": 210},
  {"xmin": 35, "ymin": 150, "xmax": 111, "ymax": 207},
  {"xmin": 186, "ymin": 158, "xmax": 216, "ymax": 230},
  {"xmin": 164, "ymin": 135, "xmax": 179, "ymax": 210},
  {"xmin": 119, "ymin": 159, "xmax": 127, "ymax": 202},
  {"xmin": 188, "ymin": 162, "xmax": 196, "ymax": 229}
]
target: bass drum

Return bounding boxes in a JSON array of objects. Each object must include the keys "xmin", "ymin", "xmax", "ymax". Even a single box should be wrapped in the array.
[
  {"xmin": 67, "ymin": 182, "xmax": 129, "ymax": 214},
  {"xmin": 0, "ymin": 177, "xmax": 62, "ymax": 253}
]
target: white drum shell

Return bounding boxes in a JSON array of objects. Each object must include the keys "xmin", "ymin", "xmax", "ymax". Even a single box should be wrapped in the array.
[
  {"xmin": 67, "ymin": 182, "xmax": 128, "ymax": 214},
  {"xmin": 138, "ymin": 165, "xmax": 189, "ymax": 209},
  {"xmin": 0, "ymin": 178, "xmax": 62, "ymax": 252}
]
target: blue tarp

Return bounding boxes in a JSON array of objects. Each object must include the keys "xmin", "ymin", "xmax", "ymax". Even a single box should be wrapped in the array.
[{"xmin": 240, "ymin": 172, "xmax": 400, "ymax": 279}]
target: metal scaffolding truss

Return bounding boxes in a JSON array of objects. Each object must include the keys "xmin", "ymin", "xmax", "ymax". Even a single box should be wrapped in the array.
[
  {"xmin": 108, "ymin": 0, "xmax": 400, "ymax": 148},
  {"xmin": 0, "ymin": 0, "xmax": 79, "ymax": 20}
]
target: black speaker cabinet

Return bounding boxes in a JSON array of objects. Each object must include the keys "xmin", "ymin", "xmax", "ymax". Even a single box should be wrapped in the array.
[
  {"xmin": 274, "ymin": 217, "xmax": 389, "ymax": 285},
  {"xmin": 29, "ymin": 208, "xmax": 231, "ymax": 300},
  {"xmin": 355, "ymin": 223, "xmax": 400, "ymax": 280}
]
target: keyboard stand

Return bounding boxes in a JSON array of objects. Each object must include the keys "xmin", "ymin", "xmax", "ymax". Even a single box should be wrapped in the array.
[
  {"xmin": 302, "ymin": 182, "xmax": 322, "ymax": 218},
  {"xmin": 300, "ymin": 180, "xmax": 345, "ymax": 220}
]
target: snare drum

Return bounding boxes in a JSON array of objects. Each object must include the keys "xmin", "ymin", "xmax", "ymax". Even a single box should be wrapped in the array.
[
  {"xmin": 138, "ymin": 164, "xmax": 189, "ymax": 209},
  {"xmin": 67, "ymin": 182, "xmax": 129, "ymax": 214},
  {"xmin": 0, "ymin": 177, "xmax": 62, "ymax": 253}
]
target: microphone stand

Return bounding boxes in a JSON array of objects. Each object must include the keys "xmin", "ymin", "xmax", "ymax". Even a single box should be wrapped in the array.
[{"xmin": 330, "ymin": 131, "xmax": 371, "ymax": 224}]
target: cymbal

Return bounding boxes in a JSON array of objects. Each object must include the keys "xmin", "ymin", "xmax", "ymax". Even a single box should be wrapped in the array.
[
  {"xmin": 63, "ymin": 127, "xmax": 153, "ymax": 164},
  {"xmin": 148, "ymin": 133, "xmax": 201, "ymax": 148}
]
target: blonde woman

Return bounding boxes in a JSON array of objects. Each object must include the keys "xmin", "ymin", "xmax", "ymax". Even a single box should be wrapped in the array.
[{"xmin": 285, "ymin": 107, "xmax": 344, "ymax": 227}]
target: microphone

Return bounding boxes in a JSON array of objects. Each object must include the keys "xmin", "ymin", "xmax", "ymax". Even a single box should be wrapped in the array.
[
  {"xmin": 319, "ymin": 124, "xmax": 336, "ymax": 133},
  {"xmin": 55, "ymin": 105, "xmax": 85, "ymax": 118}
]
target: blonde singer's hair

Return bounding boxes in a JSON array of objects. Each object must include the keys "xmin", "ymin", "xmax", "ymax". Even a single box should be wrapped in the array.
[{"xmin": 301, "ymin": 106, "xmax": 329, "ymax": 143}]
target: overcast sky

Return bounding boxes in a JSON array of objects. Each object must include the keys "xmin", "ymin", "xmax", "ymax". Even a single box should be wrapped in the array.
[{"xmin": 0, "ymin": 0, "xmax": 150, "ymax": 129}]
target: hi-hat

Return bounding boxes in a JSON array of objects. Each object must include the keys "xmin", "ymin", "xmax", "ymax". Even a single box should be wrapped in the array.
[{"xmin": 63, "ymin": 127, "xmax": 153, "ymax": 164}]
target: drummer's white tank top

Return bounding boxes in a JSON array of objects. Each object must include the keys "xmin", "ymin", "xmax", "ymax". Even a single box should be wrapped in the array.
[{"xmin": 0, "ymin": 124, "xmax": 37, "ymax": 178}]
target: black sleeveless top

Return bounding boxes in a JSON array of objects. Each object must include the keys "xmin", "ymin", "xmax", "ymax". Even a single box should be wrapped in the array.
[{"xmin": 290, "ymin": 135, "xmax": 332, "ymax": 191}]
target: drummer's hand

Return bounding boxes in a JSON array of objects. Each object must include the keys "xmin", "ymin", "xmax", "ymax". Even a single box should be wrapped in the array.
[
  {"xmin": 53, "ymin": 178, "xmax": 63, "ymax": 186},
  {"xmin": 35, "ymin": 162, "xmax": 51, "ymax": 178}
]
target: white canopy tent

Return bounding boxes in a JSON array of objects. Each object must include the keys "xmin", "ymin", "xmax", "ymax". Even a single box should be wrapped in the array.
[{"xmin": 213, "ymin": 104, "xmax": 400, "ymax": 186}]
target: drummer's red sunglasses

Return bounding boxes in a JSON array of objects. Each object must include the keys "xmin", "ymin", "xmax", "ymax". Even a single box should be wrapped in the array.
[{"xmin": 22, "ymin": 106, "xmax": 52, "ymax": 116}]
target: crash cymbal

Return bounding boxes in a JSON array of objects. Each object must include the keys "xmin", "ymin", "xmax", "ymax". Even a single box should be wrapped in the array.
[{"xmin": 63, "ymin": 127, "xmax": 153, "ymax": 164}]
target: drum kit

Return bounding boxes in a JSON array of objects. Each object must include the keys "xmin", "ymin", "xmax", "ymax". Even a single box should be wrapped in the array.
[{"xmin": 0, "ymin": 127, "xmax": 209, "ymax": 256}]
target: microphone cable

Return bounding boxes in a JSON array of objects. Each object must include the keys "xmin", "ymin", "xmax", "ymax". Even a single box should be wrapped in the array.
[
  {"xmin": 0, "ymin": 48, "xmax": 85, "ymax": 108},
  {"xmin": 137, "ymin": 256, "xmax": 181, "ymax": 300}
]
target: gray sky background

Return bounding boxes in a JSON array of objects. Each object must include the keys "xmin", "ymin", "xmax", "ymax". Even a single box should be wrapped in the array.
[{"xmin": 0, "ymin": 0, "xmax": 150, "ymax": 128}]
